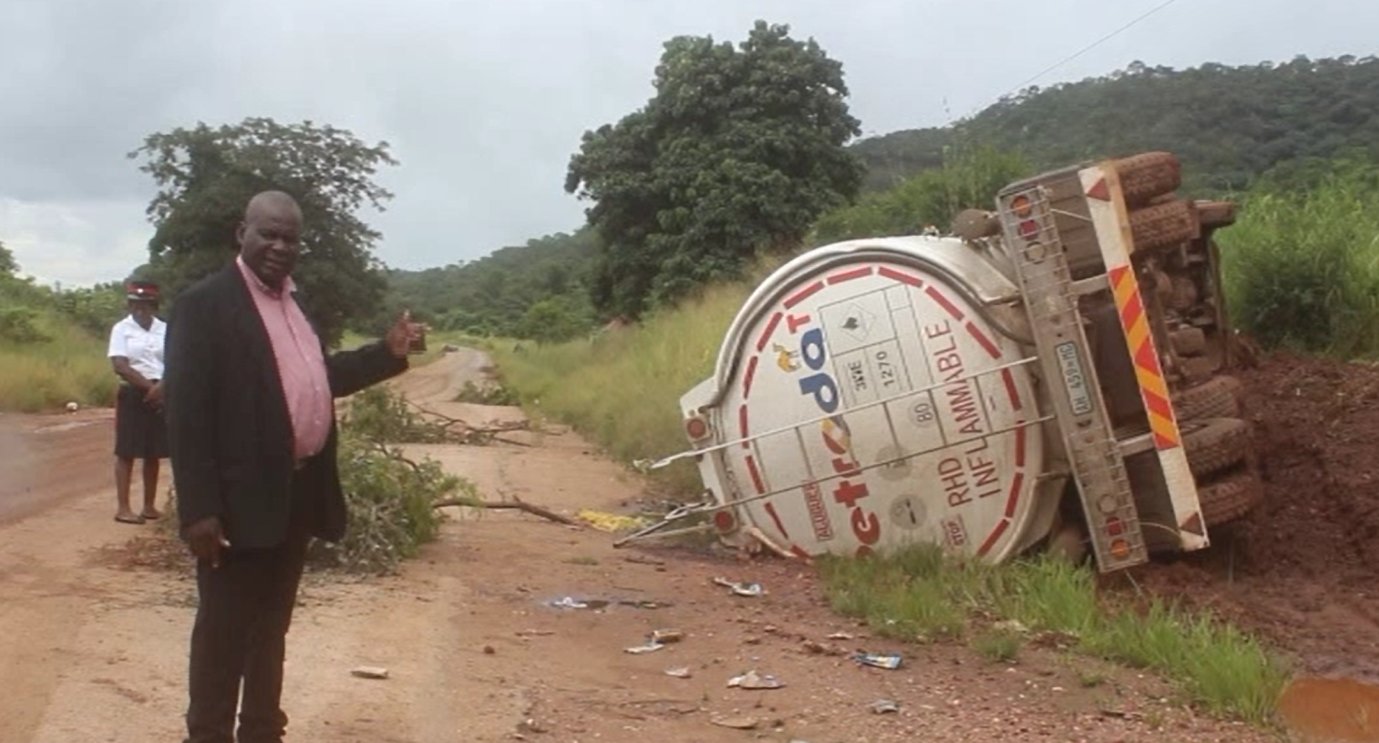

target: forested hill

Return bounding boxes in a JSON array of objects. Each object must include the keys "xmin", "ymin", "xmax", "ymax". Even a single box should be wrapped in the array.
[
  {"xmin": 380, "ymin": 55, "xmax": 1379, "ymax": 339},
  {"xmin": 853, "ymin": 55, "xmax": 1379, "ymax": 192},
  {"xmin": 372, "ymin": 229, "xmax": 597, "ymax": 340}
]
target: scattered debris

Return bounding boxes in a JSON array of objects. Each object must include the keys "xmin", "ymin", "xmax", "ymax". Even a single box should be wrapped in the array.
[
  {"xmin": 853, "ymin": 652, "xmax": 903, "ymax": 670},
  {"xmin": 993, "ymin": 619, "xmax": 1031, "ymax": 635},
  {"xmin": 577, "ymin": 509, "xmax": 651, "ymax": 532},
  {"xmin": 826, "ymin": 632, "xmax": 855, "ymax": 640},
  {"xmin": 625, "ymin": 641, "xmax": 665, "ymax": 655},
  {"xmin": 650, "ymin": 629, "xmax": 684, "ymax": 644},
  {"xmin": 664, "ymin": 666, "xmax": 693, "ymax": 679},
  {"xmin": 869, "ymin": 699, "xmax": 901, "ymax": 715},
  {"xmin": 622, "ymin": 555, "xmax": 667, "ymax": 567},
  {"xmin": 727, "ymin": 670, "xmax": 785, "ymax": 690},
  {"xmin": 516, "ymin": 629, "xmax": 555, "ymax": 637},
  {"xmin": 544, "ymin": 597, "xmax": 669, "ymax": 611},
  {"xmin": 516, "ymin": 718, "xmax": 547, "ymax": 734},
  {"xmin": 434, "ymin": 495, "xmax": 577, "ymax": 526},
  {"xmin": 483, "ymin": 645, "xmax": 496, "ymax": 655},
  {"xmin": 801, "ymin": 639, "xmax": 846, "ymax": 657},
  {"xmin": 350, "ymin": 666, "xmax": 390, "ymax": 680},
  {"xmin": 710, "ymin": 715, "xmax": 759, "ymax": 730},
  {"xmin": 712, "ymin": 577, "xmax": 765, "ymax": 597}
]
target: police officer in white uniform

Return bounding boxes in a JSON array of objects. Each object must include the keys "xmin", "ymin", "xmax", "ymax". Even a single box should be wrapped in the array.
[{"xmin": 108, "ymin": 280, "xmax": 169, "ymax": 524}]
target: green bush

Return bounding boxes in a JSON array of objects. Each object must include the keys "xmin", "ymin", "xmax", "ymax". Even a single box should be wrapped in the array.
[
  {"xmin": 312, "ymin": 431, "xmax": 468, "ymax": 574},
  {"xmin": 343, "ymin": 386, "xmax": 449, "ymax": 443},
  {"xmin": 0, "ymin": 307, "xmax": 51, "ymax": 343},
  {"xmin": 812, "ymin": 145, "xmax": 1030, "ymax": 244},
  {"xmin": 1219, "ymin": 160, "xmax": 1379, "ymax": 356}
]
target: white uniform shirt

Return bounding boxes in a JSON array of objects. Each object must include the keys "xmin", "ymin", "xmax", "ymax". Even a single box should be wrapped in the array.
[{"xmin": 107, "ymin": 315, "xmax": 168, "ymax": 380}]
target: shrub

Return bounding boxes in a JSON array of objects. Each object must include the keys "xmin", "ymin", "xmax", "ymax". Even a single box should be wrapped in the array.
[{"xmin": 1219, "ymin": 160, "xmax": 1379, "ymax": 357}]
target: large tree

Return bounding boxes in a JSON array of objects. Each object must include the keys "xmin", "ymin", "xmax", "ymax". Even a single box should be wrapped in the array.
[
  {"xmin": 565, "ymin": 21, "xmax": 863, "ymax": 318},
  {"xmin": 130, "ymin": 118, "xmax": 397, "ymax": 344}
]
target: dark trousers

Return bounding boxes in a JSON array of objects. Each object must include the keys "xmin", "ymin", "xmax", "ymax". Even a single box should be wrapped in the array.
[{"xmin": 185, "ymin": 489, "xmax": 312, "ymax": 743}]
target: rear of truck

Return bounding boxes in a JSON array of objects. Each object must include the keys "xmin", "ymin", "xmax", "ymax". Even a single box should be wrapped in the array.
[{"xmin": 651, "ymin": 152, "xmax": 1258, "ymax": 573}]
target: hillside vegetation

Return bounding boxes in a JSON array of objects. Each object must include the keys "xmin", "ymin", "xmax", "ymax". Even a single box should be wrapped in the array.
[
  {"xmin": 854, "ymin": 56, "xmax": 1379, "ymax": 192},
  {"xmin": 392, "ymin": 55, "xmax": 1379, "ymax": 336}
]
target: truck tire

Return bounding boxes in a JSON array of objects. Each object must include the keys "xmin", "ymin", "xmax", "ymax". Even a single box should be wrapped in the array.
[
  {"xmin": 1197, "ymin": 471, "xmax": 1264, "ymax": 527},
  {"xmin": 1130, "ymin": 200, "xmax": 1200, "ymax": 251},
  {"xmin": 1114, "ymin": 152, "xmax": 1182, "ymax": 206},
  {"xmin": 1172, "ymin": 376, "xmax": 1242, "ymax": 421},
  {"xmin": 1182, "ymin": 417, "xmax": 1252, "ymax": 478}
]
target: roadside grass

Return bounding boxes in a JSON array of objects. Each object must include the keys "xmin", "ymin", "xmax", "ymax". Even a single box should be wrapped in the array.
[
  {"xmin": 818, "ymin": 546, "xmax": 1288, "ymax": 724},
  {"xmin": 0, "ymin": 309, "xmax": 114, "ymax": 412},
  {"xmin": 490, "ymin": 281, "xmax": 753, "ymax": 496},
  {"xmin": 1218, "ymin": 163, "xmax": 1379, "ymax": 357}
]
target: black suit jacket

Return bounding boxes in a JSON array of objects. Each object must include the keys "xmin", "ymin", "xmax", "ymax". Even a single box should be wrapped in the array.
[{"xmin": 164, "ymin": 263, "xmax": 408, "ymax": 550}]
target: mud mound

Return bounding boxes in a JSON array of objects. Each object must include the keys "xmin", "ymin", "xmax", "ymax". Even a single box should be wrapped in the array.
[
  {"xmin": 1136, "ymin": 353, "xmax": 1379, "ymax": 679},
  {"xmin": 1236, "ymin": 352, "xmax": 1379, "ymax": 582}
]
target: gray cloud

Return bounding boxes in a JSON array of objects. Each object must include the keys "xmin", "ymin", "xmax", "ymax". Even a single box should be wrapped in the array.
[{"xmin": 1, "ymin": 0, "xmax": 1374, "ymax": 285}]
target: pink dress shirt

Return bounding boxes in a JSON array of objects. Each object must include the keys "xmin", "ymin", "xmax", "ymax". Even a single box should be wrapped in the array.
[{"xmin": 236, "ymin": 257, "xmax": 333, "ymax": 461}]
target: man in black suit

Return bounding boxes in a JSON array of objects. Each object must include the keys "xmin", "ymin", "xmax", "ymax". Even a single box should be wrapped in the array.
[{"xmin": 165, "ymin": 190, "xmax": 419, "ymax": 743}]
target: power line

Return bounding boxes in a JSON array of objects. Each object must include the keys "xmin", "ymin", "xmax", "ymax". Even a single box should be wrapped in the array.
[{"xmin": 1007, "ymin": 0, "xmax": 1183, "ymax": 94}]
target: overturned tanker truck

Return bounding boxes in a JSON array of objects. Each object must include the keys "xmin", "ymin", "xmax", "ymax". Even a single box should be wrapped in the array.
[{"xmin": 626, "ymin": 152, "xmax": 1260, "ymax": 573}]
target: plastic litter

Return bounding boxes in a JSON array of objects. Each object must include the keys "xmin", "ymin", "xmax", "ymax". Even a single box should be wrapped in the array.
[
  {"xmin": 727, "ymin": 670, "xmax": 785, "ymax": 690},
  {"xmin": 545, "ymin": 596, "xmax": 669, "ymax": 611},
  {"xmin": 350, "ymin": 666, "xmax": 390, "ymax": 680},
  {"xmin": 711, "ymin": 715, "xmax": 759, "ymax": 730},
  {"xmin": 712, "ymin": 577, "xmax": 765, "ymax": 597},
  {"xmin": 664, "ymin": 666, "xmax": 693, "ymax": 678},
  {"xmin": 576, "ymin": 509, "xmax": 651, "ymax": 532},
  {"xmin": 650, "ymin": 629, "xmax": 684, "ymax": 644},
  {"xmin": 853, "ymin": 652, "xmax": 903, "ymax": 670},
  {"xmin": 624, "ymin": 641, "xmax": 665, "ymax": 654},
  {"xmin": 869, "ymin": 699, "xmax": 901, "ymax": 714}
]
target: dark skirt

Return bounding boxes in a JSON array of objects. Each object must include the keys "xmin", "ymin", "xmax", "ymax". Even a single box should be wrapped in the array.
[{"xmin": 114, "ymin": 384, "xmax": 168, "ymax": 459}]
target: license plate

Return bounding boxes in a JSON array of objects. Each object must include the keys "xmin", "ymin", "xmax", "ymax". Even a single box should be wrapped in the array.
[{"xmin": 1055, "ymin": 341, "xmax": 1094, "ymax": 416}]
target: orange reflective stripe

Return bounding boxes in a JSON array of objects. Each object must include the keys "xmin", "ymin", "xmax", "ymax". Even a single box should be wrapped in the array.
[{"xmin": 1108, "ymin": 266, "xmax": 1180, "ymax": 450}]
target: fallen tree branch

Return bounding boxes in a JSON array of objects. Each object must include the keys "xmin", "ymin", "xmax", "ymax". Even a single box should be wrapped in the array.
[{"xmin": 434, "ymin": 497, "xmax": 579, "ymax": 526}]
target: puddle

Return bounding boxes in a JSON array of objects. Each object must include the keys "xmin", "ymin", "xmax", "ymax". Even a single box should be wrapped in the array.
[{"xmin": 1280, "ymin": 677, "xmax": 1379, "ymax": 742}]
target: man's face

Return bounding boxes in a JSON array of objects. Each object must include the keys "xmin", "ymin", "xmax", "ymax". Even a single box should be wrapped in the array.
[{"xmin": 237, "ymin": 202, "xmax": 303, "ymax": 290}]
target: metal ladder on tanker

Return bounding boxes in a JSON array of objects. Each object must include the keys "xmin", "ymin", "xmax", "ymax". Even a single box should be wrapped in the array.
[{"xmin": 999, "ymin": 185, "xmax": 1149, "ymax": 572}]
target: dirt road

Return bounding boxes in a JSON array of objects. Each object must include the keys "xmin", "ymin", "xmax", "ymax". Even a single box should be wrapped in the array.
[{"xmin": 0, "ymin": 350, "xmax": 1271, "ymax": 742}]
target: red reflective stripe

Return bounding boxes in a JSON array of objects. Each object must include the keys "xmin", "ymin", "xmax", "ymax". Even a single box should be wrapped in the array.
[
  {"xmin": 925, "ymin": 286, "xmax": 965, "ymax": 321},
  {"xmin": 878, "ymin": 267, "xmax": 923, "ymax": 287},
  {"xmin": 1119, "ymin": 289, "xmax": 1145, "ymax": 330},
  {"xmin": 1086, "ymin": 177, "xmax": 1110, "ymax": 201},
  {"xmin": 1143, "ymin": 390, "xmax": 1174, "ymax": 422},
  {"xmin": 827, "ymin": 266, "xmax": 873, "ymax": 284},
  {"xmin": 784, "ymin": 281, "xmax": 824, "ymax": 309},
  {"xmin": 977, "ymin": 518, "xmax": 1010, "ymax": 557},
  {"xmin": 1153, "ymin": 431, "xmax": 1178, "ymax": 450},
  {"xmin": 763, "ymin": 500, "xmax": 790, "ymax": 538},
  {"xmin": 746, "ymin": 455, "xmax": 766, "ymax": 494},
  {"xmin": 756, "ymin": 312, "xmax": 783, "ymax": 352},
  {"xmin": 738, "ymin": 404, "xmax": 750, "ymax": 446},
  {"xmin": 1005, "ymin": 471, "xmax": 1024, "ymax": 518},
  {"xmin": 742, "ymin": 355, "xmax": 759, "ymax": 399},
  {"xmin": 1014, "ymin": 422, "xmax": 1027, "ymax": 467},
  {"xmin": 1001, "ymin": 368, "xmax": 1023, "ymax": 411},
  {"xmin": 965, "ymin": 322, "xmax": 1001, "ymax": 359}
]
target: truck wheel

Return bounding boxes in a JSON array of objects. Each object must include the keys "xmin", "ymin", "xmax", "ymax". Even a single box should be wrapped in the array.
[
  {"xmin": 1197, "ymin": 471, "xmax": 1264, "ymax": 527},
  {"xmin": 1172, "ymin": 376, "xmax": 1242, "ymax": 421},
  {"xmin": 1130, "ymin": 200, "xmax": 1200, "ymax": 251},
  {"xmin": 1182, "ymin": 417, "xmax": 1252, "ymax": 478},
  {"xmin": 1114, "ymin": 152, "xmax": 1182, "ymax": 206}
]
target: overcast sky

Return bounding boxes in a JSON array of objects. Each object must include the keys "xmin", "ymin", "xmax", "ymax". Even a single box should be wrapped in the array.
[{"xmin": 1, "ymin": 0, "xmax": 1375, "ymax": 286}]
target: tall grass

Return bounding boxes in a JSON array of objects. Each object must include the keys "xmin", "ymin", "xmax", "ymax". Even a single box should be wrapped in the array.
[
  {"xmin": 819, "ymin": 547, "xmax": 1289, "ymax": 724},
  {"xmin": 0, "ymin": 309, "xmax": 114, "ymax": 412},
  {"xmin": 1219, "ymin": 163, "xmax": 1379, "ymax": 357},
  {"xmin": 491, "ymin": 281, "xmax": 752, "ymax": 496}
]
